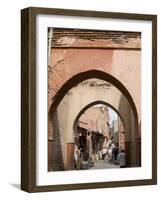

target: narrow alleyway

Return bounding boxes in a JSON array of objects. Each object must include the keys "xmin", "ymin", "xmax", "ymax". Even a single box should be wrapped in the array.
[{"xmin": 89, "ymin": 160, "xmax": 120, "ymax": 170}]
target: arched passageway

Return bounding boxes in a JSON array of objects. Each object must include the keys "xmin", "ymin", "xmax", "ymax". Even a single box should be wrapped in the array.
[
  {"xmin": 48, "ymin": 71, "xmax": 141, "ymax": 171},
  {"xmin": 72, "ymin": 101, "xmax": 126, "ymax": 170},
  {"xmin": 73, "ymin": 101, "xmax": 125, "ymax": 130}
]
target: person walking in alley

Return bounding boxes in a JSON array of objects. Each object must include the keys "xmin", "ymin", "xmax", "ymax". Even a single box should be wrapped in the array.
[
  {"xmin": 113, "ymin": 143, "xmax": 119, "ymax": 161},
  {"xmin": 117, "ymin": 149, "xmax": 126, "ymax": 168},
  {"xmin": 83, "ymin": 148, "xmax": 89, "ymax": 161},
  {"xmin": 74, "ymin": 145, "xmax": 81, "ymax": 169},
  {"xmin": 101, "ymin": 147, "xmax": 107, "ymax": 160}
]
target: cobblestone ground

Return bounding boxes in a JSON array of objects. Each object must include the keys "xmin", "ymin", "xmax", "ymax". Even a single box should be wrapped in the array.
[{"xmin": 89, "ymin": 160, "xmax": 120, "ymax": 170}]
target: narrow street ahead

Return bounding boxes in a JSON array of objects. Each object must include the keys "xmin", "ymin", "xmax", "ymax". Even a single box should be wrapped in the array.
[{"xmin": 90, "ymin": 160, "xmax": 120, "ymax": 170}]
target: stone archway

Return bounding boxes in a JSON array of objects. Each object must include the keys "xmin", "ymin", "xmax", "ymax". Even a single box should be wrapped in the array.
[
  {"xmin": 71, "ymin": 99, "xmax": 136, "ymax": 169},
  {"xmin": 73, "ymin": 100, "xmax": 126, "ymax": 134},
  {"xmin": 48, "ymin": 71, "xmax": 140, "ymax": 171},
  {"xmin": 49, "ymin": 70, "xmax": 139, "ymax": 118},
  {"xmin": 73, "ymin": 101, "xmax": 126, "ymax": 166}
]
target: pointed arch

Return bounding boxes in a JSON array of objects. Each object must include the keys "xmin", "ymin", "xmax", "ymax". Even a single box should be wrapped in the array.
[
  {"xmin": 73, "ymin": 100, "xmax": 125, "ymax": 132},
  {"xmin": 49, "ymin": 69, "xmax": 139, "ymax": 132}
]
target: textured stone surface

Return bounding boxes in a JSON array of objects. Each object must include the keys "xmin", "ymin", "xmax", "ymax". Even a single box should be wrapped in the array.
[
  {"xmin": 50, "ymin": 28, "xmax": 141, "ymax": 49},
  {"xmin": 48, "ymin": 28, "xmax": 141, "ymax": 170},
  {"xmin": 78, "ymin": 105, "xmax": 110, "ymax": 137}
]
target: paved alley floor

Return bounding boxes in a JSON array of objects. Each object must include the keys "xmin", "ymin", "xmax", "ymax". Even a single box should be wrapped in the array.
[{"xmin": 89, "ymin": 160, "xmax": 120, "ymax": 170}]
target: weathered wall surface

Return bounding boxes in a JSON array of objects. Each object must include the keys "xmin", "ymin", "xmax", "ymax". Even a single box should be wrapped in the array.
[
  {"xmin": 49, "ymin": 49, "xmax": 141, "ymax": 122},
  {"xmin": 48, "ymin": 29, "xmax": 141, "ymax": 123},
  {"xmin": 48, "ymin": 29, "xmax": 141, "ymax": 170},
  {"xmin": 49, "ymin": 79, "xmax": 136, "ymax": 170},
  {"xmin": 78, "ymin": 105, "xmax": 110, "ymax": 137}
]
